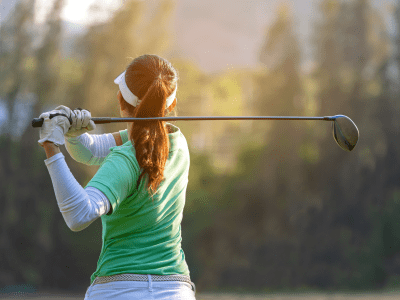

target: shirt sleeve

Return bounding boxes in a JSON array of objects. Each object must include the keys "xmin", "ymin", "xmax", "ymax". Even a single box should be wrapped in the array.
[
  {"xmin": 119, "ymin": 129, "xmax": 129, "ymax": 144},
  {"xmin": 65, "ymin": 133, "xmax": 116, "ymax": 165},
  {"xmin": 85, "ymin": 147, "xmax": 140, "ymax": 213}
]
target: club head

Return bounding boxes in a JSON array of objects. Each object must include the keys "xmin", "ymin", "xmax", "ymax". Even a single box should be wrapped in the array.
[{"xmin": 332, "ymin": 115, "xmax": 359, "ymax": 151}]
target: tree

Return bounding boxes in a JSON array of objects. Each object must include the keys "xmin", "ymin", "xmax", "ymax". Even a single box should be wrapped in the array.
[
  {"xmin": 0, "ymin": 0, "xmax": 35, "ymax": 136},
  {"xmin": 0, "ymin": 0, "xmax": 37, "ymax": 286},
  {"xmin": 71, "ymin": 0, "xmax": 176, "ymax": 132},
  {"xmin": 189, "ymin": 3, "xmax": 305, "ymax": 290},
  {"xmin": 296, "ymin": 0, "xmax": 394, "ymax": 289},
  {"xmin": 257, "ymin": 3, "xmax": 302, "ymax": 116}
]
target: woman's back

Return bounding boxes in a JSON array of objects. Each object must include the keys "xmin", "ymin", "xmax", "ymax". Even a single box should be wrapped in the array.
[{"xmin": 87, "ymin": 124, "xmax": 190, "ymax": 283}]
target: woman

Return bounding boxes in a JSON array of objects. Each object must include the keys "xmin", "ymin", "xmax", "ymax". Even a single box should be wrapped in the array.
[{"xmin": 38, "ymin": 54, "xmax": 196, "ymax": 299}]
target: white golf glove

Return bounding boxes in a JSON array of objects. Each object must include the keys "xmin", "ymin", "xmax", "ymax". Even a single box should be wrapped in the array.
[
  {"xmin": 38, "ymin": 111, "xmax": 71, "ymax": 146},
  {"xmin": 55, "ymin": 105, "xmax": 96, "ymax": 138}
]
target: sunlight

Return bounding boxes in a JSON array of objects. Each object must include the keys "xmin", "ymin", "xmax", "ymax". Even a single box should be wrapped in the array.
[
  {"xmin": 35, "ymin": 0, "xmax": 123, "ymax": 25},
  {"xmin": 62, "ymin": 0, "xmax": 99, "ymax": 24}
]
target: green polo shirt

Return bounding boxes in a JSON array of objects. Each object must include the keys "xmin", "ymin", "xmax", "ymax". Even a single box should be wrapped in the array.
[{"xmin": 86, "ymin": 124, "xmax": 190, "ymax": 284}]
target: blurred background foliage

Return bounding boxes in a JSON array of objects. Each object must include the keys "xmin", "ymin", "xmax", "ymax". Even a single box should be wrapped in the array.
[{"xmin": 0, "ymin": 0, "xmax": 400, "ymax": 294}]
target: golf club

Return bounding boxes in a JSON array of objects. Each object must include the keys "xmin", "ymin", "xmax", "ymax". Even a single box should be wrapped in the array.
[{"xmin": 32, "ymin": 114, "xmax": 359, "ymax": 152}]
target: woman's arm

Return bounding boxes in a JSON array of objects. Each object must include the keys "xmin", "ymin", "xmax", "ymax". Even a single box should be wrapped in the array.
[
  {"xmin": 112, "ymin": 132, "xmax": 123, "ymax": 146},
  {"xmin": 42, "ymin": 141, "xmax": 61, "ymax": 158},
  {"xmin": 43, "ymin": 142, "xmax": 111, "ymax": 231},
  {"xmin": 39, "ymin": 111, "xmax": 111, "ymax": 231},
  {"xmin": 65, "ymin": 130, "xmax": 129, "ymax": 165},
  {"xmin": 57, "ymin": 105, "xmax": 128, "ymax": 165}
]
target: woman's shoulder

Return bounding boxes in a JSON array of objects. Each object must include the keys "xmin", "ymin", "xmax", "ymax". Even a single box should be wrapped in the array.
[
  {"xmin": 111, "ymin": 141, "xmax": 136, "ymax": 152},
  {"xmin": 167, "ymin": 124, "xmax": 189, "ymax": 151},
  {"xmin": 104, "ymin": 141, "xmax": 137, "ymax": 164},
  {"xmin": 98, "ymin": 143, "xmax": 140, "ymax": 175}
]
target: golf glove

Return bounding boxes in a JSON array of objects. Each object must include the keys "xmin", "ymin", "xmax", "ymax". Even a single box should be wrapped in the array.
[
  {"xmin": 55, "ymin": 105, "xmax": 96, "ymax": 138},
  {"xmin": 38, "ymin": 111, "xmax": 70, "ymax": 146}
]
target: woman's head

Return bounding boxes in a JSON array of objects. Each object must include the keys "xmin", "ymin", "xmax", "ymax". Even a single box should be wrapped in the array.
[
  {"xmin": 114, "ymin": 54, "xmax": 178, "ymax": 195},
  {"xmin": 116, "ymin": 55, "xmax": 178, "ymax": 117}
]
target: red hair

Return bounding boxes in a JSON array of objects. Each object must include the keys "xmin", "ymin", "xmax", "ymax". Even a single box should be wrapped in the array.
[{"xmin": 119, "ymin": 55, "xmax": 178, "ymax": 194}]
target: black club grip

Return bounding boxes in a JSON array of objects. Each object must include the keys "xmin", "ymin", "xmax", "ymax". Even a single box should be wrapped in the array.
[{"xmin": 31, "ymin": 113, "xmax": 72, "ymax": 128}]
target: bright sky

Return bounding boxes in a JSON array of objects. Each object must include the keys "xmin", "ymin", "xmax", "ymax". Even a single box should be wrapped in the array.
[
  {"xmin": 62, "ymin": 0, "xmax": 99, "ymax": 24},
  {"xmin": 35, "ymin": 0, "xmax": 123, "ymax": 25}
]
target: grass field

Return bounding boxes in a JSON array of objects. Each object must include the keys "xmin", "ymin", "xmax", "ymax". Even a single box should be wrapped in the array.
[{"xmin": 2, "ymin": 292, "xmax": 400, "ymax": 299}]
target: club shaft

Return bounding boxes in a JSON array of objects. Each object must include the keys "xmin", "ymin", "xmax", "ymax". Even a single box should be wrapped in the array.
[
  {"xmin": 31, "ymin": 115, "xmax": 338, "ymax": 128},
  {"xmin": 92, "ymin": 116, "xmax": 335, "ymax": 124}
]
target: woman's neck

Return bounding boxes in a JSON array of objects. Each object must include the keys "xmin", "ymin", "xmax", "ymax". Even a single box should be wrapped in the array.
[{"xmin": 126, "ymin": 123, "xmax": 173, "ymax": 137}]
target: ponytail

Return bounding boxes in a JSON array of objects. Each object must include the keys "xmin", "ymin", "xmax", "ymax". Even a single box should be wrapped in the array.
[
  {"xmin": 119, "ymin": 55, "xmax": 178, "ymax": 195},
  {"xmin": 130, "ymin": 77, "xmax": 170, "ymax": 194}
]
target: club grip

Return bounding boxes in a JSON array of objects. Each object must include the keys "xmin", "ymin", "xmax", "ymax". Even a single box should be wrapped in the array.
[
  {"xmin": 31, "ymin": 113, "xmax": 72, "ymax": 128},
  {"xmin": 32, "ymin": 118, "xmax": 44, "ymax": 127}
]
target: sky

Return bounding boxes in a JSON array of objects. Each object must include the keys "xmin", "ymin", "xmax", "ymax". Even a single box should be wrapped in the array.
[
  {"xmin": 35, "ymin": 0, "xmax": 120, "ymax": 24},
  {"xmin": 60, "ymin": 0, "xmax": 102, "ymax": 24}
]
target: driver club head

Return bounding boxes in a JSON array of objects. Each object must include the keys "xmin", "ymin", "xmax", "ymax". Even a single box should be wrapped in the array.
[{"xmin": 332, "ymin": 115, "xmax": 359, "ymax": 151}]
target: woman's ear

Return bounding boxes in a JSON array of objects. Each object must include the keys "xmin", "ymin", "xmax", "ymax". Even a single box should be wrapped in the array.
[
  {"xmin": 118, "ymin": 90, "xmax": 128, "ymax": 111},
  {"xmin": 167, "ymin": 98, "xmax": 177, "ymax": 113},
  {"xmin": 117, "ymin": 91, "xmax": 124, "ymax": 106}
]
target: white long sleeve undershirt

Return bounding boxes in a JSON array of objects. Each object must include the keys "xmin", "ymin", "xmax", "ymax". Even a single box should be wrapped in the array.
[
  {"xmin": 45, "ymin": 152, "xmax": 110, "ymax": 231},
  {"xmin": 65, "ymin": 133, "xmax": 117, "ymax": 165}
]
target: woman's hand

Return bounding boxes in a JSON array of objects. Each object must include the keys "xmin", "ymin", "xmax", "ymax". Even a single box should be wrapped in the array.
[
  {"xmin": 38, "ymin": 110, "xmax": 70, "ymax": 147},
  {"xmin": 56, "ymin": 105, "xmax": 96, "ymax": 138}
]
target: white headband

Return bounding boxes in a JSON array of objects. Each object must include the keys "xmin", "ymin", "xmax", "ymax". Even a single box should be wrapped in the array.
[{"xmin": 114, "ymin": 71, "xmax": 177, "ymax": 108}]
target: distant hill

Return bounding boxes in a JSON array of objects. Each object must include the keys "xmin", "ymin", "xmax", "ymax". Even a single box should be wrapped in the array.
[{"xmin": 172, "ymin": 0, "xmax": 395, "ymax": 73}]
